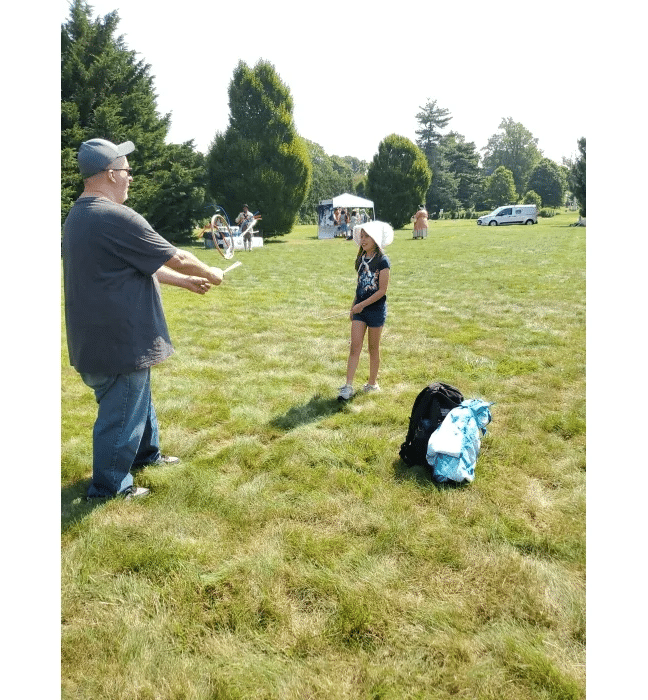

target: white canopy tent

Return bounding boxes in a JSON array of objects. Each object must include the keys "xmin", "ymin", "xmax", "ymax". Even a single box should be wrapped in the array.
[
  {"xmin": 331, "ymin": 193, "xmax": 374, "ymax": 210},
  {"xmin": 317, "ymin": 193, "xmax": 375, "ymax": 239}
]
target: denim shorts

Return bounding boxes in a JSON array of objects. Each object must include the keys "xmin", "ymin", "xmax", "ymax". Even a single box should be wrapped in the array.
[{"xmin": 353, "ymin": 302, "xmax": 387, "ymax": 328}]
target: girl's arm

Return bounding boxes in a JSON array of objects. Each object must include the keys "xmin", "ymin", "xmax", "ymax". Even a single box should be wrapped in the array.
[
  {"xmin": 351, "ymin": 268, "xmax": 390, "ymax": 314},
  {"xmin": 349, "ymin": 295, "xmax": 357, "ymax": 320}
]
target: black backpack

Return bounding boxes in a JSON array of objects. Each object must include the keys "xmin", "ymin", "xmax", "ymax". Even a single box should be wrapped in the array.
[{"xmin": 399, "ymin": 382, "xmax": 464, "ymax": 468}]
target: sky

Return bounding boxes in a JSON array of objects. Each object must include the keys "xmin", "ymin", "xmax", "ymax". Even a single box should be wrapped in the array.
[{"xmin": 59, "ymin": 0, "xmax": 589, "ymax": 165}]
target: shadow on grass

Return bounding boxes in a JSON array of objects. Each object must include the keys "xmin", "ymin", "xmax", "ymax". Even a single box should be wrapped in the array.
[
  {"xmin": 61, "ymin": 479, "xmax": 107, "ymax": 532},
  {"xmin": 392, "ymin": 459, "xmax": 469, "ymax": 490},
  {"xmin": 269, "ymin": 393, "xmax": 347, "ymax": 431}
]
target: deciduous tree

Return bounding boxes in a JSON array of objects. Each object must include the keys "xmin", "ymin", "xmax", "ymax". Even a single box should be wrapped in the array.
[
  {"xmin": 297, "ymin": 141, "xmax": 353, "ymax": 224},
  {"xmin": 569, "ymin": 137, "xmax": 586, "ymax": 217},
  {"xmin": 527, "ymin": 158, "xmax": 566, "ymax": 208},
  {"xmin": 482, "ymin": 166, "xmax": 517, "ymax": 209},
  {"xmin": 482, "ymin": 117, "xmax": 543, "ymax": 197},
  {"xmin": 523, "ymin": 190, "xmax": 542, "ymax": 209}
]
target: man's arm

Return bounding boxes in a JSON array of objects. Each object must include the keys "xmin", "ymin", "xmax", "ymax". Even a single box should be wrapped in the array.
[
  {"xmin": 163, "ymin": 249, "xmax": 224, "ymax": 285},
  {"xmin": 155, "ymin": 266, "xmax": 212, "ymax": 295}
]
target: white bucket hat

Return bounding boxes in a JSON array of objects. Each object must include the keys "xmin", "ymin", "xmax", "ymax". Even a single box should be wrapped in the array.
[{"xmin": 352, "ymin": 220, "xmax": 394, "ymax": 249}]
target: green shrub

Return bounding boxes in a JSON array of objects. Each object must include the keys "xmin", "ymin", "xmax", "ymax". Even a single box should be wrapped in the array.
[{"xmin": 523, "ymin": 190, "xmax": 542, "ymax": 209}]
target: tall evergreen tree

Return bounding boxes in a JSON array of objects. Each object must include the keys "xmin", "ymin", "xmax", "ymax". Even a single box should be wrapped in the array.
[
  {"xmin": 206, "ymin": 60, "xmax": 311, "ymax": 235},
  {"xmin": 415, "ymin": 99, "xmax": 452, "ymax": 213},
  {"xmin": 366, "ymin": 134, "xmax": 431, "ymax": 228},
  {"xmin": 355, "ymin": 177, "xmax": 368, "ymax": 198},
  {"xmin": 415, "ymin": 99, "xmax": 452, "ymax": 158},
  {"xmin": 569, "ymin": 137, "xmax": 586, "ymax": 217},
  {"xmin": 482, "ymin": 117, "xmax": 543, "ymax": 197},
  {"xmin": 427, "ymin": 153, "xmax": 460, "ymax": 214},
  {"xmin": 61, "ymin": 0, "xmax": 205, "ymax": 241},
  {"xmin": 440, "ymin": 133, "xmax": 483, "ymax": 210}
]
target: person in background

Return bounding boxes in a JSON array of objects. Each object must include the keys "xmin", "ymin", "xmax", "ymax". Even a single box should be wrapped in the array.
[
  {"xmin": 412, "ymin": 204, "xmax": 429, "ymax": 239},
  {"xmin": 349, "ymin": 209, "xmax": 360, "ymax": 240},
  {"xmin": 339, "ymin": 209, "xmax": 349, "ymax": 238},
  {"xmin": 235, "ymin": 204, "xmax": 255, "ymax": 251},
  {"xmin": 62, "ymin": 138, "xmax": 224, "ymax": 500}
]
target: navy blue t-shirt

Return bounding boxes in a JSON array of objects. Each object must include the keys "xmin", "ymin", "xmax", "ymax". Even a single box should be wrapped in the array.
[
  {"xmin": 62, "ymin": 197, "xmax": 178, "ymax": 374},
  {"xmin": 355, "ymin": 253, "xmax": 390, "ymax": 307}
]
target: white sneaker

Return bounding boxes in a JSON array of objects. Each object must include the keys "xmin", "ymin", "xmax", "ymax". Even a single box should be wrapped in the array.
[
  {"xmin": 123, "ymin": 486, "xmax": 151, "ymax": 500},
  {"xmin": 362, "ymin": 383, "xmax": 380, "ymax": 393},
  {"xmin": 337, "ymin": 384, "xmax": 354, "ymax": 401}
]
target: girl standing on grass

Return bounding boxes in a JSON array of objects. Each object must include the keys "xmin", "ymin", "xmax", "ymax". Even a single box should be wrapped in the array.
[{"xmin": 338, "ymin": 221, "xmax": 394, "ymax": 401}]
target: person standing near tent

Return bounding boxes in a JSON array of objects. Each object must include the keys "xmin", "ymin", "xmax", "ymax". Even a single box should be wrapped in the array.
[
  {"xmin": 412, "ymin": 204, "xmax": 428, "ymax": 239},
  {"xmin": 339, "ymin": 209, "xmax": 349, "ymax": 238},
  {"xmin": 349, "ymin": 210, "xmax": 360, "ymax": 240},
  {"xmin": 338, "ymin": 221, "xmax": 393, "ymax": 401}
]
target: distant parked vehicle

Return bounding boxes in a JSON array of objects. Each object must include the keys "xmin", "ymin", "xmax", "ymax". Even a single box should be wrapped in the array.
[{"xmin": 477, "ymin": 205, "xmax": 537, "ymax": 226}]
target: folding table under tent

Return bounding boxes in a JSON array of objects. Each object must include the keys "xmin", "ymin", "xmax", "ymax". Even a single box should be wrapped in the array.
[{"xmin": 317, "ymin": 193, "xmax": 375, "ymax": 239}]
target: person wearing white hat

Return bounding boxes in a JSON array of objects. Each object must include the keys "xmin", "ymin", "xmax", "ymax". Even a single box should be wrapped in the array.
[{"xmin": 338, "ymin": 221, "xmax": 394, "ymax": 401}]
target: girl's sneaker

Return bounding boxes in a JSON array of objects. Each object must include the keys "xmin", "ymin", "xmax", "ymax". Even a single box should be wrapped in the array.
[
  {"xmin": 362, "ymin": 383, "xmax": 380, "ymax": 393},
  {"xmin": 337, "ymin": 384, "xmax": 354, "ymax": 401}
]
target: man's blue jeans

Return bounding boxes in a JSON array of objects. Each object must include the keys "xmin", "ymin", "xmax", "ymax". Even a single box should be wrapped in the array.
[{"xmin": 80, "ymin": 368, "xmax": 162, "ymax": 497}]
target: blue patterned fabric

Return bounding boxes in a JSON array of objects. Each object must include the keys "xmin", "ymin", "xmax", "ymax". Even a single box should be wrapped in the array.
[{"xmin": 426, "ymin": 399, "xmax": 493, "ymax": 483}]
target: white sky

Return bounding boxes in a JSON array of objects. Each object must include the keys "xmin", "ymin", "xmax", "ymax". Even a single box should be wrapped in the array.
[{"xmin": 59, "ymin": 0, "xmax": 589, "ymax": 164}]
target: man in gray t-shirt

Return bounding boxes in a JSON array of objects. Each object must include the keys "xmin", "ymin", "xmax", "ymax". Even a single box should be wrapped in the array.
[{"xmin": 63, "ymin": 138, "xmax": 224, "ymax": 500}]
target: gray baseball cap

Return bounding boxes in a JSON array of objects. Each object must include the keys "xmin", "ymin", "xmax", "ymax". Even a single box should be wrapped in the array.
[{"xmin": 78, "ymin": 138, "xmax": 135, "ymax": 178}]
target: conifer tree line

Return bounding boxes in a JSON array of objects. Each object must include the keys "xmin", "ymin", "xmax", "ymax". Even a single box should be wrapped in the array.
[{"xmin": 61, "ymin": 2, "xmax": 585, "ymax": 238}]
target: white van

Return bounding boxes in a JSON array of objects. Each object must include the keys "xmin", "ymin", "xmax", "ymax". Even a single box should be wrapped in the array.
[{"xmin": 477, "ymin": 205, "xmax": 537, "ymax": 226}]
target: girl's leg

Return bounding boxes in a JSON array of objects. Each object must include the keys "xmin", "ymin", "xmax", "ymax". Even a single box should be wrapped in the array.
[
  {"xmin": 366, "ymin": 325, "xmax": 384, "ymax": 386},
  {"xmin": 345, "ymin": 319, "xmax": 367, "ymax": 385}
]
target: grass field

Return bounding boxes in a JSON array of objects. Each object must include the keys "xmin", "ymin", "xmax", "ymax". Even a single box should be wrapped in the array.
[{"xmin": 61, "ymin": 212, "xmax": 586, "ymax": 699}]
